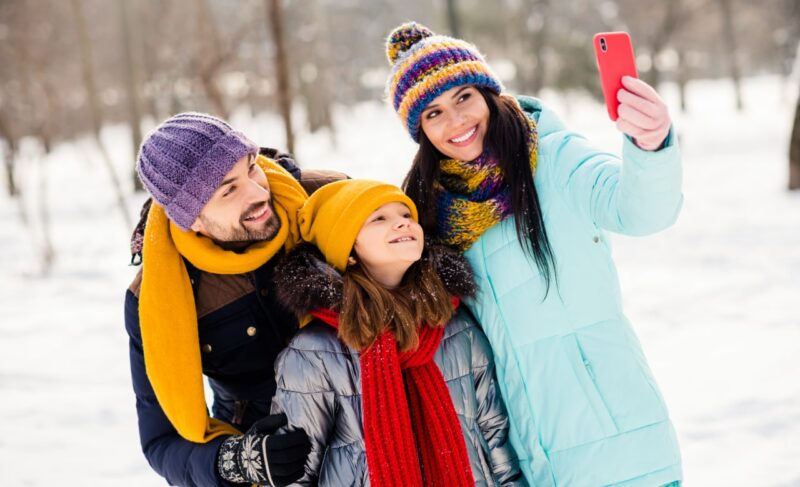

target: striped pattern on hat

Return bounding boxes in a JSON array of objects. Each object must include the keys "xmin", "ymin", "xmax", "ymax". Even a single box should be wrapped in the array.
[{"xmin": 385, "ymin": 22, "xmax": 504, "ymax": 142}]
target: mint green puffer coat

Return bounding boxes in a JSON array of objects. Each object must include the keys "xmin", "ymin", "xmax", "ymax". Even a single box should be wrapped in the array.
[{"xmin": 462, "ymin": 96, "xmax": 683, "ymax": 487}]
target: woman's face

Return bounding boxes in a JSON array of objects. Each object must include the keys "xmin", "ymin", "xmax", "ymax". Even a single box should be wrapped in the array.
[
  {"xmin": 419, "ymin": 85, "xmax": 490, "ymax": 161},
  {"xmin": 353, "ymin": 202, "xmax": 424, "ymax": 289}
]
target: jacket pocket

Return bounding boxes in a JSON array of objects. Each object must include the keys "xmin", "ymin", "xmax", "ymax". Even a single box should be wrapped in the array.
[
  {"xmin": 561, "ymin": 333, "xmax": 619, "ymax": 438},
  {"xmin": 532, "ymin": 333, "xmax": 619, "ymax": 453},
  {"xmin": 576, "ymin": 320, "xmax": 669, "ymax": 431},
  {"xmin": 198, "ymin": 302, "xmax": 261, "ymax": 376}
]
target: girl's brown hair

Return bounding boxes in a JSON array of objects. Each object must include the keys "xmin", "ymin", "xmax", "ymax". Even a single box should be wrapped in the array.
[{"xmin": 338, "ymin": 251, "xmax": 454, "ymax": 352}]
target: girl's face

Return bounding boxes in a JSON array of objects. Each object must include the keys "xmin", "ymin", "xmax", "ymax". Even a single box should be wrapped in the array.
[
  {"xmin": 353, "ymin": 202, "xmax": 424, "ymax": 289},
  {"xmin": 419, "ymin": 85, "xmax": 490, "ymax": 161}
]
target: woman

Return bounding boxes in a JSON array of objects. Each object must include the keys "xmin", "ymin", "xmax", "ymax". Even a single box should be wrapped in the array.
[
  {"xmin": 263, "ymin": 179, "xmax": 526, "ymax": 486},
  {"xmin": 385, "ymin": 22, "xmax": 683, "ymax": 487}
]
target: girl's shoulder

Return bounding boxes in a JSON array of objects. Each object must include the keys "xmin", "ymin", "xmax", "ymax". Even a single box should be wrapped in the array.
[
  {"xmin": 440, "ymin": 307, "xmax": 494, "ymax": 367},
  {"xmin": 442, "ymin": 306, "xmax": 488, "ymax": 344},
  {"xmin": 277, "ymin": 320, "xmax": 350, "ymax": 393},
  {"xmin": 287, "ymin": 319, "xmax": 351, "ymax": 355}
]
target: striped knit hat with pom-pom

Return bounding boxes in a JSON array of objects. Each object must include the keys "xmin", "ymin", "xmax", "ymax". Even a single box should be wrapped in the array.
[{"xmin": 385, "ymin": 22, "xmax": 504, "ymax": 142}]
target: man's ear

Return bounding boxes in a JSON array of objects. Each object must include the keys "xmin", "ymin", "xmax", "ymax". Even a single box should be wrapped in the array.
[{"xmin": 190, "ymin": 217, "xmax": 205, "ymax": 234}]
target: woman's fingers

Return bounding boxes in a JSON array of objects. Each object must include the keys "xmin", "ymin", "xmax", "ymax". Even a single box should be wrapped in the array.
[
  {"xmin": 615, "ymin": 77, "xmax": 671, "ymax": 150},
  {"xmin": 615, "ymin": 118, "xmax": 646, "ymax": 139},
  {"xmin": 621, "ymin": 76, "xmax": 660, "ymax": 102},
  {"xmin": 617, "ymin": 88, "xmax": 659, "ymax": 118},
  {"xmin": 617, "ymin": 103, "xmax": 661, "ymax": 131}
]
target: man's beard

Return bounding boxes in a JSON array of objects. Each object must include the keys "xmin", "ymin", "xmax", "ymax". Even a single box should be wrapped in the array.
[{"xmin": 201, "ymin": 200, "xmax": 281, "ymax": 250}]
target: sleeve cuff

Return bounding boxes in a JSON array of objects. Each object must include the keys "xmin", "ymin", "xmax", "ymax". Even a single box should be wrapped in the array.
[
  {"xmin": 623, "ymin": 126, "xmax": 679, "ymax": 169},
  {"xmin": 217, "ymin": 435, "xmax": 248, "ymax": 485},
  {"xmin": 625, "ymin": 125, "xmax": 675, "ymax": 151}
]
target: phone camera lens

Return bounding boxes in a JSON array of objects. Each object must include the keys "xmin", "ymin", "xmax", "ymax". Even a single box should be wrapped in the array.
[{"xmin": 600, "ymin": 37, "xmax": 607, "ymax": 52}]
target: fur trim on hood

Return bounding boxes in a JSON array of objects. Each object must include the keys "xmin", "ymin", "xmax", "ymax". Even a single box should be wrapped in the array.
[{"xmin": 274, "ymin": 242, "xmax": 476, "ymax": 317}]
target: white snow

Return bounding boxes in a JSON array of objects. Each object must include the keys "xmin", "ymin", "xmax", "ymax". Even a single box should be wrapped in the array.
[{"xmin": 1, "ymin": 75, "xmax": 798, "ymax": 485}]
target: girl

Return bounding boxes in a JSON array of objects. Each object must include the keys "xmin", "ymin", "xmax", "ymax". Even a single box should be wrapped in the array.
[
  {"xmin": 268, "ymin": 179, "xmax": 526, "ymax": 486},
  {"xmin": 385, "ymin": 22, "xmax": 683, "ymax": 487}
]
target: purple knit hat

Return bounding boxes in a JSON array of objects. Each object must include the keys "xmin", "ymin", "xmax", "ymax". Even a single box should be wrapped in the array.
[{"xmin": 136, "ymin": 112, "xmax": 258, "ymax": 230}]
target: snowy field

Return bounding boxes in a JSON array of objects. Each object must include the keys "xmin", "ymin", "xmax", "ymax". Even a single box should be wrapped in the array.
[{"xmin": 1, "ymin": 75, "xmax": 799, "ymax": 486}]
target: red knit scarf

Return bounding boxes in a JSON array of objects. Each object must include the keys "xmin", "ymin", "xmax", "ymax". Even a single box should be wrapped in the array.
[{"xmin": 310, "ymin": 298, "xmax": 474, "ymax": 487}]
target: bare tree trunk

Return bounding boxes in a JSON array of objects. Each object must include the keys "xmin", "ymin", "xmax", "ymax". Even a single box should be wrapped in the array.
[
  {"xmin": 195, "ymin": 0, "xmax": 230, "ymax": 119},
  {"xmin": 301, "ymin": 0, "xmax": 335, "ymax": 138},
  {"xmin": 529, "ymin": 0, "xmax": 550, "ymax": 95},
  {"xmin": 266, "ymin": 0, "xmax": 295, "ymax": 156},
  {"xmin": 643, "ymin": 0, "xmax": 683, "ymax": 91},
  {"xmin": 29, "ymin": 77, "xmax": 58, "ymax": 275},
  {"xmin": 789, "ymin": 78, "xmax": 800, "ymax": 190},
  {"xmin": 9, "ymin": 4, "xmax": 37, "ymax": 235},
  {"xmin": 200, "ymin": 72, "xmax": 230, "ymax": 119},
  {"xmin": 677, "ymin": 48, "xmax": 689, "ymax": 112},
  {"xmin": 138, "ymin": 0, "xmax": 164, "ymax": 120},
  {"xmin": 1, "ymin": 143, "xmax": 16, "ymax": 197},
  {"xmin": 446, "ymin": 0, "xmax": 462, "ymax": 38},
  {"xmin": 37, "ymin": 135, "xmax": 55, "ymax": 275},
  {"xmin": 301, "ymin": 78, "xmax": 335, "ymax": 135},
  {"xmin": 717, "ymin": 0, "xmax": 744, "ymax": 111},
  {"xmin": 71, "ymin": 0, "xmax": 103, "ymax": 138},
  {"xmin": 120, "ymin": 0, "xmax": 144, "ymax": 191},
  {"xmin": 0, "ymin": 114, "xmax": 19, "ymax": 197},
  {"xmin": 70, "ymin": 0, "xmax": 133, "ymax": 230}
]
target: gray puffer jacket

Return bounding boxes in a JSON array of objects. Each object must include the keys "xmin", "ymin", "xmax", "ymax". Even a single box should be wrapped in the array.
[{"xmin": 270, "ymin": 244, "xmax": 526, "ymax": 486}]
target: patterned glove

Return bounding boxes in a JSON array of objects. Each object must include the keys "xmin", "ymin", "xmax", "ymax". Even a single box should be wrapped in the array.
[{"xmin": 217, "ymin": 413, "xmax": 310, "ymax": 486}]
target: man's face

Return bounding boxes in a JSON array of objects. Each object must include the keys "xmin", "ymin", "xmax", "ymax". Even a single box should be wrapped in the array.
[{"xmin": 190, "ymin": 153, "xmax": 281, "ymax": 246}]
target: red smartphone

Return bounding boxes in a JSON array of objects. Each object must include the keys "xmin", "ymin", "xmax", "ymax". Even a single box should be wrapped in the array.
[{"xmin": 593, "ymin": 32, "xmax": 638, "ymax": 121}]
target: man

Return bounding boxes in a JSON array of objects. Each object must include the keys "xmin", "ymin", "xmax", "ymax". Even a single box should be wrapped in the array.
[{"xmin": 124, "ymin": 112, "xmax": 345, "ymax": 486}]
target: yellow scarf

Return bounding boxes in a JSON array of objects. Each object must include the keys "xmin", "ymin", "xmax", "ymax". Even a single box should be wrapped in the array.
[{"xmin": 138, "ymin": 155, "xmax": 308, "ymax": 443}]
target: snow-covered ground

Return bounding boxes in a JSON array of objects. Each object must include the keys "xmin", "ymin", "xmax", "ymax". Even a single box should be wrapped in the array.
[{"xmin": 1, "ymin": 75, "xmax": 798, "ymax": 486}]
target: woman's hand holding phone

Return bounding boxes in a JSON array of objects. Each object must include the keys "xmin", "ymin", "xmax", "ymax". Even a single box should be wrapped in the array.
[
  {"xmin": 615, "ymin": 76, "xmax": 671, "ymax": 151},
  {"xmin": 593, "ymin": 32, "xmax": 671, "ymax": 151}
]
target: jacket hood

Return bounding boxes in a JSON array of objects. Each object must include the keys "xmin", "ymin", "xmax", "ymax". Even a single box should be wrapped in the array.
[{"xmin": 515, "ymin": 94, "xmax": 566, "ymax": 139}]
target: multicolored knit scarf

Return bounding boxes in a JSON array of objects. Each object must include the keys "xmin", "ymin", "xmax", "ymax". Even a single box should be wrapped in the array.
[
  {"xmin": 435, "ymin": 104, "xmax": 539, "ymax": 252},
  {"xmin": 310, "ymin": 298, "xmax": 474, "ymax": 487}
]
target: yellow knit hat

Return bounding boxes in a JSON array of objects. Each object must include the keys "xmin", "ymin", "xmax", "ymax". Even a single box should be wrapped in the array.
[{"xmin": 298, "ymin": 179, "xmax": 419, "ymax": 272}]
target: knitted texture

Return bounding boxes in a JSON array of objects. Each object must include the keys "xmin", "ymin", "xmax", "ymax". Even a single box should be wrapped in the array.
[
  {"xmin": 435, "ymin": 104, "xmax": 539, "ymax": 252},
  {"xmin": 137, "ymin": 112, "xmax": 258, "ymax": 230},
  {"xmin": 298, "ymin": 179, "xmax": 418, "ymax": 272},
  {"xmin": 385, "ymin": 22, "xmax": 504, "ymax": 142},
  {"xmin": 310, "ymin": 299, "xmax": 474, "ymax": 487},
  {"xmin": 137, "ymin": 156, "xmax": 307, "ymax": 444}
]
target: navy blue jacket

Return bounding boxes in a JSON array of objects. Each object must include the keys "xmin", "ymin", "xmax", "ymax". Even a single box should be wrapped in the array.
[{"xmin": 124, "ymin": 153, "xmax": 345, "ymax": 486}]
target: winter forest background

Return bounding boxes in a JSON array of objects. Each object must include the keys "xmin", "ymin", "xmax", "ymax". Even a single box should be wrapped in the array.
[{"xmin": 1, "ymin": 0, "xmax": 799, "ymax": 485}]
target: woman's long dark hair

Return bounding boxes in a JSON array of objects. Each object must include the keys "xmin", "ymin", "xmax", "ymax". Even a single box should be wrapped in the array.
[{"xmin": 402, "ymin": 86, "xmax": 556, "ymax": 293}]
